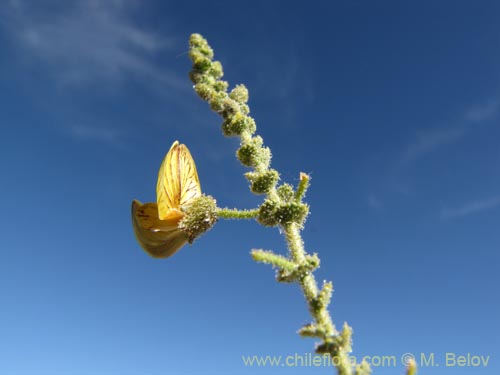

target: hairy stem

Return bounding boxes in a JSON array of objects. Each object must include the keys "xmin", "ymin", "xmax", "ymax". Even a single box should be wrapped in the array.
[
  {"xmin": 187, "ymin": 33, "xmax": 382, "ymax": 375},
  {"xmin": 216, "ymin": 207, "xmax": 259, "ymax": 220}
]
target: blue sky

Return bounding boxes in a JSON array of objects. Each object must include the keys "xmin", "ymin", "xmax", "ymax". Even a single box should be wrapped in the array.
[{"xmin": 0, "ymin": 1, "xmax": 499, "ymax": 374}]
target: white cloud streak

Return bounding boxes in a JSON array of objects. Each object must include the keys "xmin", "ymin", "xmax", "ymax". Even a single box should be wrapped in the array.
[
  {"xmin": 464, "ymin": 98, "xmax": 500, "ymax": 123},
  {"xmin": 1, "ymin": 0, "xmax": 185, "ymax": 89},
  {"xmin": 0, "ymin": 0, "xmax": 193, "ymax": 146},
  {"xmin": 441, "ymin": 196, "xmax": 500, "ymax": 219},
  {"xmin": 401, "ymin": 126, "xmax": 465, "ymax": 163},
  {"xmin": 66, "ymin": 124, "xmax": 123, "ymax": 146},
  {"xmin": 401, "ymin": 96, "xmax": 500, "ymax": 164}
]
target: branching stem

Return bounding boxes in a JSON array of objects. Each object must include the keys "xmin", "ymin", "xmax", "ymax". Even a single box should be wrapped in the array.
[{"xmin": 187, "ymin": 33, "xmax": 415, "ymax": 375}]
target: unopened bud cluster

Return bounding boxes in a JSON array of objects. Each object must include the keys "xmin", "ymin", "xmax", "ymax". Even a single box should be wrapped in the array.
[
  {"xmin": 189, "ymin": 34, "xmax": 373, "ymax": 375},
  {"xmin": 258, "ymin": 197, "xmax": 309, "ymax": 227},
  {"xmin": 189, "ymin": 34, "xmax": 308, "ymax": 228}
]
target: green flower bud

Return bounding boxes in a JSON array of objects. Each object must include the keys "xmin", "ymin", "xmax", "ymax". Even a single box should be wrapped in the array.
[
  {"xmin": 229, "ymin": 84, "xmax": 249, "ymax": 103},
  {"xmin": 189, "ymin": 34, "xmax": 213, "ymax": 59},
  {"xmin": 237, "ymin": 144, "xmax": 259, "ymax": 167},
  {"xmin": 221, "ymin": 113, "xmax": 256, "ymax": 137},
  {"xmin": 237, "ymin": 137, "xmax": 270, "ymax": 168},
  {"xmin": 247, "ymin": 169, "xmax": 279, "ymax": 194},
  {"xmin": 194, "ymin": 83, "xmax": 213, "ymax": 101},
  {"xmin": 213, "ymin": 80, "xmax": 229, "ymax": 92},
  {"xmin": 189, "ymin": 71, "xmax": 203, "ymax": 84},
  {"xmin": 209, "ymin": 61, "xmax": 223, "ymax": 79},
  {"xmin": 275, "ymin": 201, "xmax": 309, "ymax": 225},
  {"xmin": 277, "ymin": 183, "xmax": 295, "ymax": 202},
  {"xmin": 239, "ymin": 103, "xmax": 250, "ymax": 115},
  {"xmin": 315, "ymin": 336, "xmax": 343, "ymax": 356},
  {"xmin": 305, "ymin": 253, "xmax": 320, "ymax": 270},
  {"xmin": 257, "ymin": 199, "xmax": 279, "ymax": 227},
  {"xmin": 178, "ymin": 195, "xmax": 218, "ymax": 243},
  {"xmin": 193, "ymin": 56, "xmax": 212, "ymax": 72},
  {"xmin": 209, "ymin": 91, "xmax": 226, "ymax": 112},
  {"xmin": 221, "ymin": 97, "xmax": 240, "ymax": 117}
]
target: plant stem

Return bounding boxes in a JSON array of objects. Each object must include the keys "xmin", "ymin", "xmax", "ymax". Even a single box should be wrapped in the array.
[
  {"xmin": 216, "ymin": 207, "xmax": 259, "ymax": 220},
  {"xmin": 188, "ymin": 33, "xmax": 375, "ymax": 375}
]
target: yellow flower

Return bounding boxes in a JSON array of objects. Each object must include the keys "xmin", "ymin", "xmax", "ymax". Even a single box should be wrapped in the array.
[{"xmin": 132, "ymin": 141, "xmax": 202, "ymax": 258}]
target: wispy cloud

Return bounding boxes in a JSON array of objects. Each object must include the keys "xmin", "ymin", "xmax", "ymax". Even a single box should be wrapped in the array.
[
  {"xmin": 401, "ymin": 93, "xmax": 500, "ymax": 164},
  {"xmin": 401, "ymin": 126, "xmax": 465, "ymax": 163},
  {"xmin": 441, "ymin": 196, "xmax": 500, "ymax": 219},
  {"xmin": 375, "ymin": 96, "xmax": 499, "ymax": 209},
  {"xmin": 66, "ymin": 124, "xmax": 124, "ymax": 146},
  {"xmin": 401, "ymin": 96, "xmax": 500, "ymax": 164},
  {"xmin": 0, "ymin": 0, "xmax": 193, "ymax": 146},
  {"xmin": 366, "ymin": 194, "xmax": 383, "ymax": 209},
  {"xmin": 1, "ymin": 0, "xmax": 185, "ymax": 89},
  {"xmin": 464, "ymin": 98, "xmax": 500, "ymax": 123}
]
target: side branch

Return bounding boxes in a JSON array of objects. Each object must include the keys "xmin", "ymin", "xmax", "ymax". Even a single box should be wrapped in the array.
[{"xmin": 216, "ymin": 208, "xmax": 259, "ymax": 220}]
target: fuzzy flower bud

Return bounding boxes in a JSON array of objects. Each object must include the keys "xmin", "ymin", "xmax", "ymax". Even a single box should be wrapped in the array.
[
  {"xmin": 221, "ymin": 113, "xmax": 256, "ymax": 137},
  {"xmin": 277, "ymin": 183, "xmax": 295, "ymax": 202},
  {"xmin": 189, "ymin": 34, "xmax": 214, "ymax": 59},
  {"xmin": 229, "ymin": 84, "xmax": 249, "ymax": 103},
  {"xmin": 257, "ymin": 199, "xmax": 280, "ymax": 227},
  {"xmin": 275, "ymin": 201, "xmax": 309, "ymax": 225},
  {"xmin": 237, "ymin": 136, "xmax": 271, "ymax": 168},
  {"xmin": 194, "ymin": 83, "xmax": 213, "ymax": 101},
  {"xmin": 209, "ymin": 61, "xmax": 223, "ymax": 79},
  {"xmin": 246, "ymin": 169, "xmax": 279, "ymax": 194},
  {"xmin": 179, "ymin": 195, "xmax": 218, "ymax": 243}
]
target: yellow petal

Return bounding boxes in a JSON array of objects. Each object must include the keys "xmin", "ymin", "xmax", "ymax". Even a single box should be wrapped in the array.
[
  {"xmin": 131, "ymin": 200, "xmax": 188, "ymax": 258},
  {"xmin": 156, "ymin": 141, "xmax": 202, "ymax": 220}
]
